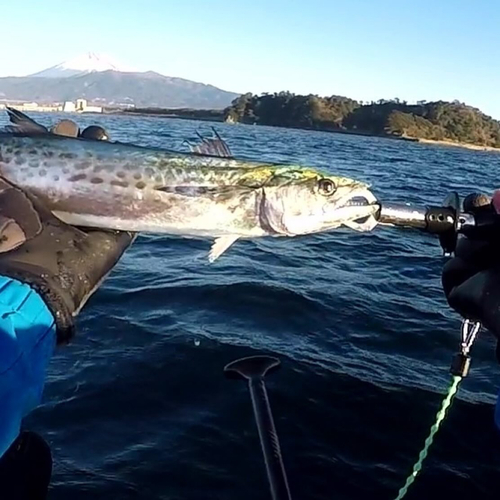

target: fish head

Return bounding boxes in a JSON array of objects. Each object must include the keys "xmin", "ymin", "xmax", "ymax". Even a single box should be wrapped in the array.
[{"xmin": 260, "ymin": 169, "xmax": 380, "ymax": 235}]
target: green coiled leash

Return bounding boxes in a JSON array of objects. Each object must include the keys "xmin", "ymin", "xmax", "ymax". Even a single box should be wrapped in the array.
[{"xmin": 395, "ymin": 319, "xmax": 480, "ymax": 500}]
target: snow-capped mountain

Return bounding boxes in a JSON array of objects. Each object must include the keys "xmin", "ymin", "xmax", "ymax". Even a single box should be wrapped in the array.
[
  {"xmin": 29, "ymin": 52, "xmax": 137, "ymax": 78},
  {"xmin": 0, "ymin": 52, "xmax": 239, "ymax": 108}
]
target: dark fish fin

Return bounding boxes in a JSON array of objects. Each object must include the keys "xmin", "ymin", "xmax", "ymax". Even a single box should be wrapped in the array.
[
  {"xmin": 4, "ymin": 107, "xmax": 49, "ymax": 135},
  {"xmin": 184, "ymin": 127, "xmax": 234, "ymax": 159}
]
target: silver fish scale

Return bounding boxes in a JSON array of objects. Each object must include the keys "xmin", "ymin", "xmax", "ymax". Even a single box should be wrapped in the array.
[
  {"xmin": 0, "ymin": 134, "xmax": 273, "ymax": 189},
  {"xmin": 0, "ymin": 134, "xmax": 273, "ymax": 237},
  {"xmin": 0, "ymin": 133, "xmax": 380, "ymax": 255}
]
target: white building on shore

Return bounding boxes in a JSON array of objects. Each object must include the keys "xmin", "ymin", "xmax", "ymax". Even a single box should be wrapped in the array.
[
  {"xmin": 63, "ymin": 98, "xmax": 102, "ymax": 113},
  {"xmin": 1, "ymin": 98, "xmax": 103, "ymax": 114},
  {"xmin": 75, "ymin": 98, "xmax": 102, "ymax": 113},
  {"xmin": 0, "ymin": 102, "xmax": 62, "ymax": 112},
  {"xmin": 62, "ymin": 101, "xmax": 76, "ymax": 112}
]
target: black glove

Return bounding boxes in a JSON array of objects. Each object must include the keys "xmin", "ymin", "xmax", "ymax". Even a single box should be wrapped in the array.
[
  {"xmin": 0, "ymin": 176, "xmax": 136, "ymax": 344},
  {"xmin": 442, "ymin": 193, "xmax": 500, "ymax": 359},
  {"xmin": 0, "ymin": 111, "xmax": 134, "ymax": 344}
]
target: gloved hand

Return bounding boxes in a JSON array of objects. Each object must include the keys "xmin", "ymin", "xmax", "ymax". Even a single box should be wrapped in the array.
[
  {"xmin": 0, "ymin": 113, "xmax": 135, "ymax": 497},
  {"xmin": 0, "ymin": 175, "xmax": 136, "ymax": 343},
  {"xmin": 0, "ymin": 111, "xmax": 134, "ymax": 343},
  {"xmin": 442, "ymin": 192, "xmax": 500, "ymax": 359}
]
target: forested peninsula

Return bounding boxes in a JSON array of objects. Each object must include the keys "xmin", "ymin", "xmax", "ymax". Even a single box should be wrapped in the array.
[
  {"xmin": 121, "ymin": 92, "xmax": 500, "ymax": 150},
  {"xmin": 223, "ymin": 93, "xmax": 500, "ymax": 149}
]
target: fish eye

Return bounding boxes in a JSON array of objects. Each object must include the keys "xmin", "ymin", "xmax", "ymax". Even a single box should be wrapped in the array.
[{"xmin": 317, "ymin": 178, "xmax": 336, "ymax": 196}]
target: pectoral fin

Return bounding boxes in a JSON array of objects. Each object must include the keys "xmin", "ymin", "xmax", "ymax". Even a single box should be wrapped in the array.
[{"xmin": 208, "ymin": 235, "xmax": 240, "ymax": 262}]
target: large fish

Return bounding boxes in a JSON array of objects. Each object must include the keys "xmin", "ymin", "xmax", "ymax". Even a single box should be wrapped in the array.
[{"xmin": 0, "ymin": 112, "xmax": 379, "ymax": 261}]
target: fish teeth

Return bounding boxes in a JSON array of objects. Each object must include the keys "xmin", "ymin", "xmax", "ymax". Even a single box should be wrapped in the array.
[{"xmin": 340, "ymin": 188, "xmax": 378, "ymax": 207}]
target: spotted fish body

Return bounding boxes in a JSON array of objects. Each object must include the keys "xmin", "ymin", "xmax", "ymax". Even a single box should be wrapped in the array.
[{"xmin": 0, "ymin": 132, "xmax": 379, "ymax": 261}]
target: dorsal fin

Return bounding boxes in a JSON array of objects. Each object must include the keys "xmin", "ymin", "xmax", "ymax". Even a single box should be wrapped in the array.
[
  {"xmin": 4, "ymin": 107, "xmax": 49, "ymax": 135},
  {"xmin": 184, "ymin": 127, "xmax": 234, "ymax": 158}
]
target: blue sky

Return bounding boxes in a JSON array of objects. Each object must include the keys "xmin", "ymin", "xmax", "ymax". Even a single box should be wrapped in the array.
[{"xmin": 2, "ymin": 0, "xmax": 499, "ymax": 117}]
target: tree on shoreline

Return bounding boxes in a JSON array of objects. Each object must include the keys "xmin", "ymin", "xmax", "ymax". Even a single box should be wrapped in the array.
[{"xmin": 224, "ymin": 94, "xmax": 500, "ymax": 147}]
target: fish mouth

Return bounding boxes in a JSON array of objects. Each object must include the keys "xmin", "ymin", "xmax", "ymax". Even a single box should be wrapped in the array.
[
  {"xmin": 334, "ymin": 188, "xmax": 380, "ymax": 231},
  {"xmin": 344, "ymin": 195, "xmax": 378, "ymax": 224}
]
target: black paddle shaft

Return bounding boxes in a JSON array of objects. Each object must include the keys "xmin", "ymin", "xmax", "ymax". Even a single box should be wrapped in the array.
[
  {"xmin": 248, "ymin": 376, "xmax": 291, "ymax": 500},
  {"xmin": 225, "ymin": 355, "xmax": 292, "ymax": 500}
]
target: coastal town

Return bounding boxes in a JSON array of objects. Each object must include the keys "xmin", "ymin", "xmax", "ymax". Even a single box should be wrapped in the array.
[{"xmin": 0, "ymin": 98, "xmax": 103, "ymax": 114}]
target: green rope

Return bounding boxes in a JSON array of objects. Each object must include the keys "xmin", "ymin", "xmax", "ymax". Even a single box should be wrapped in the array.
[{"xmin": 394, "ymin": 375, "xmax": 462, "ymax": 500}]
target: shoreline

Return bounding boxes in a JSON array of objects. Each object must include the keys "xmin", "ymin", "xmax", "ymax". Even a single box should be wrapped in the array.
[
  {"xmin": 106, "ymin": 109, "xmax": 500, "ymax": 153},
  {"xmin": 110, "ymin": 109, "xmax": 414, "ymax": 139},
  {"xmin": 414, "ymin": 138, "xmax": 500, "ymax": 153},
  {"xmin": 109, "ymin": 108, "xmax": 225, "ymax": 122}
]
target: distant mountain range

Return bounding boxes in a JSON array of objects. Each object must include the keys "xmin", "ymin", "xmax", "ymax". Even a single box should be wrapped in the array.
[{"xmin": 0, "ymin": 52, "xmax": 239, "ymax": 109}]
